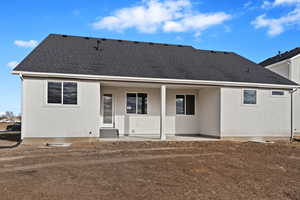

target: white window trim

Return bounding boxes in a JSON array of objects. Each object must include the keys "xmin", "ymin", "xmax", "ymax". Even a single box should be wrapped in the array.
[
  {"xmin": 125, "ymin": 92, "xmax": 149, "ymax": 115},
  {"xmin": 176, "ymin": 94, "xmax": 196, "ymax": 116},
  {"xmin": 241, "ymin": 88, "xmax": 258, "ymax": 106},
  {"xmin": 45, "ymin": 80, "xmax": 79, "ymax": 107}
]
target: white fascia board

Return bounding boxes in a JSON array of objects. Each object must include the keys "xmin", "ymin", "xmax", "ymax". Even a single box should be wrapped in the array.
[{"xmin": 11, "ymin": 70, "xmax": 299, "ymax": 90}]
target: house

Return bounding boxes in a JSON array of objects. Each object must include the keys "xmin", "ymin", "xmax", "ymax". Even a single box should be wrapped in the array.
[
  {"xmin": 12, "ymin": 34, "xmax": 299, "ymax": 141},
  {"xmin": 260, "ymin": 48, "xmax": 300, "ymax": 136}
]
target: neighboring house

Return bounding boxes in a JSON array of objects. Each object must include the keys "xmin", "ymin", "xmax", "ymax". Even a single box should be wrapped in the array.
[
  {"xmin": 260, "ymin": 48, "xmax": 300, "ymax": 135},
  {"xmin": 12, "ymin": 34, "xmax": 299, "ymax": 140}
]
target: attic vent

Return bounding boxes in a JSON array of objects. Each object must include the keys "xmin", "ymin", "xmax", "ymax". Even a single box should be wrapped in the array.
[{"xmin": 62, "ymin": 35, "xmax": 67, "ymax": 38}]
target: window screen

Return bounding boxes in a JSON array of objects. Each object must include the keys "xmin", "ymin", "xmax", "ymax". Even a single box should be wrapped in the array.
[
  {"xmin": 186, "ymin": 95, "xmax": 195, "ymax": 115},
  {"xmin": 48, "ymin": 82, "xmax": 62, "ymax": 104},
  {"xmin": 243, "ymin": 90, "xmax": 257, "ymax": 104},
  {"xmin": 63, "ymin": 82, "xmax": 77, "ymax": 105},
  {"xmin": 137, "ymin": 93, "xmax": 147, "ymax": 114}
]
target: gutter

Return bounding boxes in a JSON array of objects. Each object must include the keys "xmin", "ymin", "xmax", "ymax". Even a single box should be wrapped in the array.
[{"xmin": 11, "ymin": 71, "xmax": 300, "ymax": 90}]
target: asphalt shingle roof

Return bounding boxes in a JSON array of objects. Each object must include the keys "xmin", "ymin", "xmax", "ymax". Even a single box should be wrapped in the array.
[
  {"xmin": 260, "ymin": 47, "xmax": 300, "ymax": 67},
  {"xmin": 14, "ymin": 34, "xmax": 297, "ymax": 86}
]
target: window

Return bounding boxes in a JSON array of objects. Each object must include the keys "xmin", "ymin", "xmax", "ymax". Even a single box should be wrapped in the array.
[
  {"xmin": 47, "ymin": 81, "xmax": 77, "ymax": 105},
  {"xmin": 48, "ymin": 82, "xmax": 62, "ymax": 104},
  {"xmin": 63, "ymin": 82, "xmax": 77, "ymax": 104},
  {"xmin": 272, "ymin": 91, "xmax": 285, "ymax": 96},
  {"xmin": 176, "ymin": 95, "xmax": 195, "ymax": 115},
  {"xmin": 243, "ymin": 89, "xmax": 257, "ymax": 105},
  {"xmin": 126, "ymin": 93, "xmax": 147, "ymax": 114}
]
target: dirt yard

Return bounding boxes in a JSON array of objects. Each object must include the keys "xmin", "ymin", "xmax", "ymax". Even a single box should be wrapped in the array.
[{"xmin": 0, "ymin": 140, "xmax": 299, "ymax": 200}]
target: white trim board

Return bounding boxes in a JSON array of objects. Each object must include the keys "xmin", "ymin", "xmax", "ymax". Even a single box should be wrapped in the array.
[{"xmin": 12, "ymin": 71, "xmax": 300, "ymax": 90}]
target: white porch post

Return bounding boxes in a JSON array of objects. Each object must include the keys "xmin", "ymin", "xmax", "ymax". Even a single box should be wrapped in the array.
[{"xmin": 160, "ymin": 85, "xmax": 166, "ymax": 140}]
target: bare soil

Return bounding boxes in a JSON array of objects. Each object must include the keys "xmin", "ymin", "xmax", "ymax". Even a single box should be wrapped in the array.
[
  {"xmin": 0, "ymin": 122, "xmax": 14, "ymax": 131},
  {"xmin": 0, "ymin": 140, "xmax": 299, "ymax": 200}
]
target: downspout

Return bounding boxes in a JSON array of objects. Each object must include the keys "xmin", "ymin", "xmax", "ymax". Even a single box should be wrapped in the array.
[
  {"xmin": 290, "ymin": 88, "xmax": 298, "ymax": 142},
  {"xmin": 19, "ymin": 74, "xmax": 23, "ymax": 142}
]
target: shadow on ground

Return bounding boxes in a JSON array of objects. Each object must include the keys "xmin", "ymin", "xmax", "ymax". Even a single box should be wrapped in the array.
[{"xmin": 0, "ymin": 132, "xmax": 22, "ymax": 148}]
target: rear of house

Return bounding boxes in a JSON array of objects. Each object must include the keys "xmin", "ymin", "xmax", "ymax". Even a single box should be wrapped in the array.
[
  {"xmin": 260, "ymin": 48, "xmax": 300, "ymax": 136},
  {"xmin": 13, "ymin": 34, "xmax": 299, "ymax": 140}
]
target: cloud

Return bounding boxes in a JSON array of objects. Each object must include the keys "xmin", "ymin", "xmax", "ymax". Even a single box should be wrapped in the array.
[
  {"xmin": 261, "ymin": 1, "xmax": 273, "ymax": 8},
  {"xmin": 244, "ymin": 1, "xmax": 253, "ymax": 8},
  {"xmin": 14, "ymin": 40, "xmax": 38, "ymax": 48},
  {"xmin": 273, "ymin": 0, "xmax": 300, "ymax": 6},
  {"xmin": 6, "ymin": 61, "xmax": 19, "ymax": 68},
  {"xmin": 253, "ymin": 0, "xmax": 300, "ymax": 35},
  {"xmin": 91, "ymin": 0, "xmax": 231, "ymax": 35},
  {"xmin": 261, "ymin": 0, "xmax": 300, "ymax": 8}
]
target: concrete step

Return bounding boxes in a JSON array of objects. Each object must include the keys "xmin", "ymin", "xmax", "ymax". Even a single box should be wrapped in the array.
[{"xmin": 100, "ymin": 128, "xmax": 119, "ymax": 138}]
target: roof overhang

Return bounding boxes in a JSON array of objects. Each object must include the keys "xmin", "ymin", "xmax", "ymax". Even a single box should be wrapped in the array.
[{"xmin": 12, "ymin": 70, "xmax": 300, "ymax": 90}]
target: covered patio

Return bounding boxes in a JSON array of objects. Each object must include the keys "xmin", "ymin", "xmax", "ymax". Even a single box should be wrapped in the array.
[{"xmin": 99, "ymin": 81, "xmax": 221, "ymax": 140}]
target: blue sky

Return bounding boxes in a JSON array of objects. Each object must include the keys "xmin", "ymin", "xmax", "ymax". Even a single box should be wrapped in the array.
[{"xmin": 1, "ymin": 0, "xmax": 300, "ymax": 115}]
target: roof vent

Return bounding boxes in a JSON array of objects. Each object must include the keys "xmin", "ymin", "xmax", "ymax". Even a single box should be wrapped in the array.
[
  {"xmin": 117, "ymin": 40, "xmax": 122, "ymax": 42},
  {"xmin": 134, "ymin": 41, "xmax": 139, "ymax": 44},
  {"xmin": 62, "ymin": 35, "xmax": 67, "ymax": 38},
  {"xmin": 149, "ymin": 42, "xmax": 154, "ymax": 45},
  {"xmin": 177, "ymin": 45, "xmax": 183, "ymax": 47},
  {"xmin": 101, "ymin": 38, "xmax": 107, "ymax": 41},
  {"xmin": 94, "ymin": 40, "xmax": 100, "ymax": 51},
  {"xmin": 164, "ymin": 44, "xmax": 169, "ymax": 46},
  {"xmin": 84, "ymin": 37, "xmax": 90, "ymax": 40},
  {"xmin": 210, "ymin": 50, "xmax": 216, "ymax": 53},
  {"xmin": 278, "ymin": 51, "xmax": 281, "ymax": 56}
]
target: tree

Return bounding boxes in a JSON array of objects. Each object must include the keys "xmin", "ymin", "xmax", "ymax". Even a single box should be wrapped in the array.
[{"xmin": 4, "ymin": 111, "xmax": 14, "ymax": 119}]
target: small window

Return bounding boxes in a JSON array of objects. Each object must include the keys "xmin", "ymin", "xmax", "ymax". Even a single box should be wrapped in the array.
[
  {"xmin": 243, "ymin": 89, "xmax": 257, "ymax": 105},
  {"xmin": 47, "ymin": 81, "xmax": 77, "ymax": 105},
  {"xmin": 176, "ymin": 95, "xmax": 195, "ymax": 115},
  {"xmin": 126, "ymin": 93, "xmax": 147, "ymax": 114},
  {"xmin": 272, "ymin": 91, "xmax": 285, "ymax": 96}
]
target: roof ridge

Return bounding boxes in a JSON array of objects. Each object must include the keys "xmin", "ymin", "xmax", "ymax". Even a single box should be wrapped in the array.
[
  {"xmin": 49, "ymin": 33, "xmax": 236, "ymax": 54},
  {"xmin": 49, "ymin": 33, "xmax": 193, "ymax": 48}
]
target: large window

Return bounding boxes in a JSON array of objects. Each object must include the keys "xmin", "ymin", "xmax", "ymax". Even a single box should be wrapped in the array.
[
  {"xmin": 243, "ymin": 89, "xmax": 257, "ymax": 105},
  {"xmin": 126, "ymin": 93, "xmax": 147, "ymax": 114},
  {"xmin": 176, "ymin": 95, "xmax": 195, "ymax": 115},
  {"xmin": 47, "ymin": 81, "xmax": 77, "ymax": 105}
]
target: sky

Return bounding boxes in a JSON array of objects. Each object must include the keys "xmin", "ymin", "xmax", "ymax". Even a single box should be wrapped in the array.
[{"xmin": 1, "ymin": 0, "xmax": 300, "ymax": 115}]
